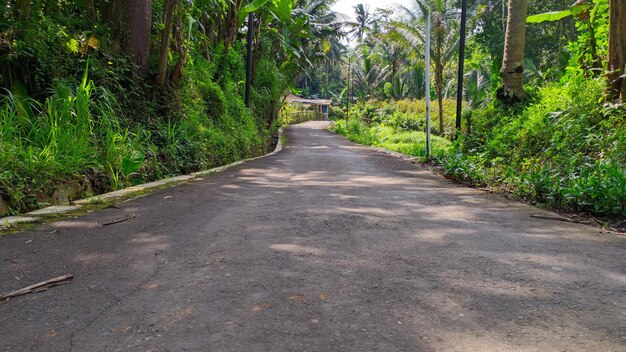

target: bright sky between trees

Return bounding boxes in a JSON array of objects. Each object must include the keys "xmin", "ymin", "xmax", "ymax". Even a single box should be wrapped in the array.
[{"xmin": 331, "ymin": 0, "xmax": 416, "ymax": 22}]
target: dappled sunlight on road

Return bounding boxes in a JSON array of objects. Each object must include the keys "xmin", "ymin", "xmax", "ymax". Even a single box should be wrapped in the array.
[
  {"xmin": 0, "ymin": 121, "xmax": 623, "ymax": 352},
  {"xmin": 270, "ymin": 243, "xmax": 325, "ymax": 256}
]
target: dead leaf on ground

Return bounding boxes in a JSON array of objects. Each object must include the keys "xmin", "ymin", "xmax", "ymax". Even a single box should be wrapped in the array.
[
  {"xmin": 253, "ymin": 303, "xmax": 272, "ymax": 312},
  {"xmin": 289, "ymin": 293, "xmax": 305, "ymax": 303}
]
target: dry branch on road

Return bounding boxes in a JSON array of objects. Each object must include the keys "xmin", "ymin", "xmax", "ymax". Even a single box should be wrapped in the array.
[{"xmin": 0, "ymin": 274, "xmax": 74, "ymax": 300}]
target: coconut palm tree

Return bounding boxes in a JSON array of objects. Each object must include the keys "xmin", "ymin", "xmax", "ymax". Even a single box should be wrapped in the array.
[
  {"xmin": 368, "ymin": 31, "xmax": 409, "ymax": 99},
  {"xmin": 389, "ymin": 0, "xmax": 460, "ymax": 134},
  {"xmin": 349, "ymin": 4, "xmax": 374, "ymax": 42},
  {"xmin": 500, "ymin": 0, "xmax": 528, "ymax": 100}
]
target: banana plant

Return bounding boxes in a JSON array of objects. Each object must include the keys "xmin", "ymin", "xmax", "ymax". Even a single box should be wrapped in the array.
[
  {"xmin": 526, "ymin": 3, "xmax": 590, "ymax": 23},
  {"xmin": 526, "ymin": 0, "xmax": 605, "ymax": 73}
]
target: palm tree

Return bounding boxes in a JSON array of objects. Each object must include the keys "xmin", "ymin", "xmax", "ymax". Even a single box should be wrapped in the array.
[
  {"xmin": 500, "ymin": 0, "xmax": 529, "ymax": 100},
  {"xmin": 295, "ymin": 0, "xmax": 347, "ymax": 97},
  {"xmin": 369, "ymin": 31, "xmax": 408, "ymax": 99},
  {"xmin": 390, "ymin": 0, "xmax": 460, "ymax": 134},
  {"xmin": 352, "ymin": 45, "xmax": 392, "ymax": 100},
  {"xmin": 349, "ymin": 4, "xmax": 373, "ymax": 42},
  {"xmin": 289, "ymin": 0, "xmax": 345, "ymax": 79}
]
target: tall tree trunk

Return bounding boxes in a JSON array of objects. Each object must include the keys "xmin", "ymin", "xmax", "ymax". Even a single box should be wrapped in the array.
[
  {"xmin": 100, "ymin": 0, "xmax": 125, "ymax": 52},
  {"xmin": 607, "ymin": 0, "xmax": 626, "ymax": 103},
  {"xmin": 14, "ymin": 0, "xmax": 31, "ymax": 18},
  {"xmin": 437, "ymin": 74, "xmax": 444, "ymax": 134},
  {"xmin": 127, "ymin": 0, "xmax": 153, "ymax": 76},
  {"xmin": 171, "ymin": 0, "xmax": 187, "ymax": 84},
  {"xmin": 500, "ymin": 0, "xmax": 528, "ymax": 99},
  {"xmin": 222, "ymin": 0, "xmax": 244, "ymax": 51},
  {"xmin": 199, "ymin": 14, "xmax": 210, "ymax": 60},
  {"xmin": 251, "ymin": 17, "xmax": 263, "ymax": 83},
  {"xmin": 207, "ymin": 15, "xmax": 215, "ymax": 48},
  {"xmin": 391, "ymin": 51, "xmax": 397, "ymax": 100},
  {"xmin": 156, "ymin": 0, "xmax": 176, "ymax": 83},
  {"xmin": 86, "ymin": 0, "xmax": 96, "ymax": 23}
]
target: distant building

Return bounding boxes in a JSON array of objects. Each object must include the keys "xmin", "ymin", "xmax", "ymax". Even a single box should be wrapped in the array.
[{"xmin": 285, "ymin": 94, "xmax": 332, "ymax": 120}]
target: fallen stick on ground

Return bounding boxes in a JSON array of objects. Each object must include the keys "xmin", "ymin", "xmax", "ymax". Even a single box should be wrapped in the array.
[
  {"xmin": 101, "ymin": 215, "xmax": 135, "ymax": 226},
  {"xmin": 0, "ymin": 274, "xmax": 74, "ymax": 300}
]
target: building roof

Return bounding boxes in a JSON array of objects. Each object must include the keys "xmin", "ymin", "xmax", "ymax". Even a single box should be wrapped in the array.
[{"xmin": 285, "ymin": 94, "xmax": 332, "ymax": 105}]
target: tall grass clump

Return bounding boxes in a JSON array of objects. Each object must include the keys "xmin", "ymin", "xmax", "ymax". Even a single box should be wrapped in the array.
[{"xmin": 0, "ymin": 69, "xmax": 140, "ymax": 212}]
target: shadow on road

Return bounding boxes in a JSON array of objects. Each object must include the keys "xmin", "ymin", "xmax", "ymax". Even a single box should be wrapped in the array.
[{"xmin": 1, "ymin": 121, "xmax": 624, "ymax": 351}]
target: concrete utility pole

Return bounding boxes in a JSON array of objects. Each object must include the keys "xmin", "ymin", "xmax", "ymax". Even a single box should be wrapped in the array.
[
  {"xmin": 347, "ymin": 55, "xmax": 351, "ymax": 120},
  {"xmin": 455, "ymin": 0, "xmax": 468, "ymax": 137},
  {"xmin": 425, "ymin": 13, "xmax": 432, "ymax": 158},
  {"xmin": 245, "ymin": 12, "xmax": 254, "ymax": 107}
]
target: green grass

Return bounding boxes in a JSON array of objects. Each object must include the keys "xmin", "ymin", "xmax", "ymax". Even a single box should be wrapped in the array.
[
  {"xmin": 0, "ymin": 51, "xmax": 281, "ymax": 215},
  {"xmin": 330, "ymin": 118, "xmax": 451, "ymax": 161},
  {"xmin": 330, "ymin": 79, "xmax": 625, "ymax": 219},
  {"xmin": 372, "ymin": 126, "xmax": 451, "ymax": 159}
]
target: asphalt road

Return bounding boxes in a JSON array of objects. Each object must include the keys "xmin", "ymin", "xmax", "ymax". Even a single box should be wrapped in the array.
[{"xmin": 1, "ymin": 121, "xmax": 625, "ymax": 352}]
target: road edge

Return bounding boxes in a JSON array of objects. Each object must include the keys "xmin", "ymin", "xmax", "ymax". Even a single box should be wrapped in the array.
[
  {"xmin": 325, "ymin": 126, "xmax": 625, "ymax": 235},
  {"xmin": 1, "ymin": 128, "xmax": 284, "ymax": 230}
]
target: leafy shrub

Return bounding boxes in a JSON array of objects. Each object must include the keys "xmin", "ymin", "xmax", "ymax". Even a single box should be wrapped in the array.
[
  {"xmin": 444, "ymin": 77, "xmax": 626, "ymax": 216},
  {"xmin": 330, "ymin": 116, "xmax": 451, "ymax": 161},
  {"xmin": 345, "ymin": 99, "xmax": 462, "ymax": 135},
  {"xmin": 253, "ymin": 58, "xmax": 286, "ymax": 125},
  {"xmin": 0, "ymin": 41, "xmax": 283, "ymax": 214},
  {"xmin": 328, "ymin": 105, "xmax": 344, "ymax": 120}
]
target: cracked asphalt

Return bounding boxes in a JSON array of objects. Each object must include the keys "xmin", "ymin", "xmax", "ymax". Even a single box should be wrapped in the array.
[{"xmin": 1, "ymin": 121, "xmax": 625, "ymax": 351}]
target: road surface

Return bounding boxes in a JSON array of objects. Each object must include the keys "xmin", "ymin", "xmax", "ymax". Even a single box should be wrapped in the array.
[{"xmin": 1, "ymin": 121, "xmax": 625, "ymax": 351}]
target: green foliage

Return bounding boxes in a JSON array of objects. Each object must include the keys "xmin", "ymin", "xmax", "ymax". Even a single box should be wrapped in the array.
[
  {"xmin": 330, "ymin": 104, "xmax": 452, "ymax": 161},
  {"xmin": 328, "ymin": 105, "xmax": 344, "ymax": 120},
  {"xmin": 567, "ymin": 0, "xmax": 609, "ymax": 74},
  {"xmin": 0, "ymin": 70, "xmax": 138, "ymax": 211},
  {"xmin": 343, "ymin": 99, "xmax": 461, "ymax": 136},
  {"xmin": 526, "ymin": 5, "xmax": 590, "ymax": 24},
  {"xmin": 252, "ymin": 56, "xmax": 287, "ymax": 125},
  {"xmin": 121, "ymin": 151, "xmax": 145, "ymax": 181},
  {"xmin": 444, "ymin": 77, "xmax": 625, "ymax": 216},
  {"xmin": 0, "ymin": 28, "xmax": 283, "ymax": 215}
]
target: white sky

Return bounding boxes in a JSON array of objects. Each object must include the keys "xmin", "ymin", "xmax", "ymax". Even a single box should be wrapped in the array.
[{"xmin": 331, "ymin": 0, "xmax": 416, "ymax": 22}]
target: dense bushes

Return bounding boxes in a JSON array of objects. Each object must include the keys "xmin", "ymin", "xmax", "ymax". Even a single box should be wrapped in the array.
[
  {"xmin": 0, "ymin": 43, "xmax": 281, "ymax": 215},
  {"xmin": 331, "ymin": 116, "xmax": 451, "ymax": 160},
  {"xmin": 339, "ymin": 99, "xmax": 461, "ymax": 136},
  {"xmin": 330, "ymin": 78, "xmax": 625, "ymax": 217},
  {"xmin": 329, "ymin": 99, "xmax": 456, "ymax": 159},
  {"xmin": 444, "ymin": 78, "xmax": 625, "ymax": 216}
]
